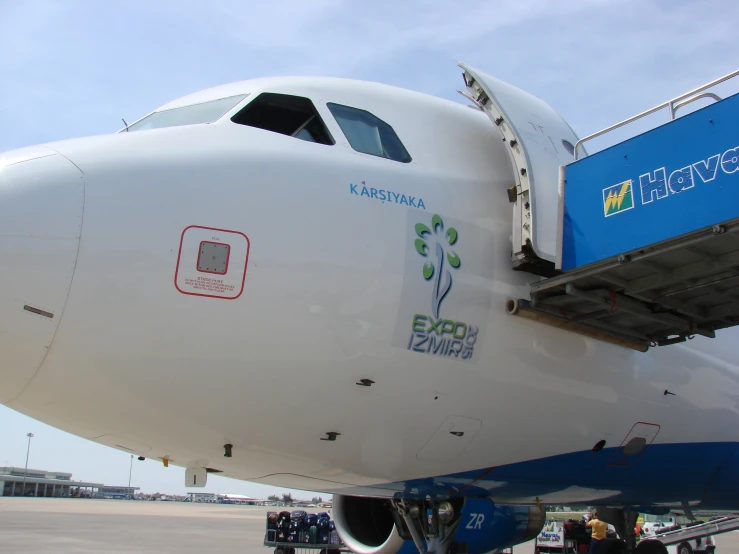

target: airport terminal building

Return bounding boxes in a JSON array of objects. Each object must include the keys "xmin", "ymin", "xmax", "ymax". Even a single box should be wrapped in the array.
[
  {"xmin": 100, "ymin": 485, "xmax": 140, "ymax": 499},
  {"xmin": 0, "ymin": 467, "xmax": 138, "ymax": 498}
]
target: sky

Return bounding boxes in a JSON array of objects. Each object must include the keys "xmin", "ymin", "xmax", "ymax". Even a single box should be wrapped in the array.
[{"xmin": 1, "ymin": 0, "xmax": 738, "ymax": 496}]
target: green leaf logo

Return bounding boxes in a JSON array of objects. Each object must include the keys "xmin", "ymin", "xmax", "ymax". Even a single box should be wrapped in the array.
[{"xmin": 414, "ymin": 214, "xmax": 460, "ymax": 317}]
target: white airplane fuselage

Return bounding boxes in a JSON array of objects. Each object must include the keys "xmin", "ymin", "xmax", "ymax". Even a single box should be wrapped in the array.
[{"xmin": 2, "ymin": 75, "xmax": 738, "ymax": 510}]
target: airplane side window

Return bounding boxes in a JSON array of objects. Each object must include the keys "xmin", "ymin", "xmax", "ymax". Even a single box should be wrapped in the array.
[
  {"xmin": 326, "ymin": 103, "xmax": 411, "ymax": 163},
  {"xmin": 230, "ymin": 93, "xmax": 334, "ymax": 145}
]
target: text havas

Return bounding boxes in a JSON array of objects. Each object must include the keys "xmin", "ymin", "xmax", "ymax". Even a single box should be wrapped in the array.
[{"xmin": 601, "ymin": 144, "xmax": 739, "ymax": 217}]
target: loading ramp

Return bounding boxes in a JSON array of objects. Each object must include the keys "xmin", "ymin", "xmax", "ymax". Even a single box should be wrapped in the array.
[
  {"xmin": 460, "ymin": 67, "xmax": 739, "ymax": 350},
  {"xmin": 646, "ymin": 517, "xmax": 739, "ymax": 548}
]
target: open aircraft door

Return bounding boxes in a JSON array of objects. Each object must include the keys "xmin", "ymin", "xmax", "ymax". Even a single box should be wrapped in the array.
[{"xmin": 459, "ymin": 63, "xmax": 582, "ymax": 275}]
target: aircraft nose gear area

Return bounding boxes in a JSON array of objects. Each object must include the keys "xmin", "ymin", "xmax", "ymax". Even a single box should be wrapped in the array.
[{"xmin": 391, "ymin": 499, "xmax": 465, "ymax": 554}]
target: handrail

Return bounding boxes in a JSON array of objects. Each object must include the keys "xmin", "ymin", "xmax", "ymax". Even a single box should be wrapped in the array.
[
  {"xmin": 574, "ymin": 69, "xmax": 739, "ymax": 160},
  {"xmin": 672, "ymin": 92, "xmax": 722, "ymax": 117}
]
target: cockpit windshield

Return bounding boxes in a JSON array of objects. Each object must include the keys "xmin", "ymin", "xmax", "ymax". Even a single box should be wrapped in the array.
[{"xmin": 124, "ymin": 94, "xmax": 249, "ymax": 132}]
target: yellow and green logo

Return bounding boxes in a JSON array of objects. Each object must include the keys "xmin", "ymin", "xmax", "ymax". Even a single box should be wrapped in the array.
[
  {"xmin": 603, "ymin": 180, "xmax": 634, "ymax": 217},
  {"xmin": 407, "ymin": 214, "xmax": 478, "ymax": 361}
]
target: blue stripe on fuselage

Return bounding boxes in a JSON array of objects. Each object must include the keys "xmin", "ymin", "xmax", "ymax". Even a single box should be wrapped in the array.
[{"xmin": 336, "ymin": 442, "xmax": 739, "ymax": 510}]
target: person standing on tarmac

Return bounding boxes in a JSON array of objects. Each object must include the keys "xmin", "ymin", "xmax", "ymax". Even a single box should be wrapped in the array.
[{"xmin": 587, "ymin": 510, "xmax": 608, "ymax": 554}]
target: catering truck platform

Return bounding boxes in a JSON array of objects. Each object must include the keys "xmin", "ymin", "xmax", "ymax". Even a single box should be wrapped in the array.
[{"xmin": 460, "ymin": 65, "xmax": 739, "ymax": 351}]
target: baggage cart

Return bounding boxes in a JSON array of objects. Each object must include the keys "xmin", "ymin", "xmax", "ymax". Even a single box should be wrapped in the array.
[{"xmin": 264, "ymin": 510, "xmax": 352, "ymax": 554}]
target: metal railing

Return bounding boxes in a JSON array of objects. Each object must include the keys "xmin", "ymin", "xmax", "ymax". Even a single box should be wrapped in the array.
[{"xmin": 574, "ymin": 69, "xmax": 739, "ymax": 160}]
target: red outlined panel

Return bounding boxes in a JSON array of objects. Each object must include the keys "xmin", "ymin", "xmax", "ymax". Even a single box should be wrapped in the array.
[{"xmin": 174, "ymin": 225, "xmax": 250, "ymax": 300}]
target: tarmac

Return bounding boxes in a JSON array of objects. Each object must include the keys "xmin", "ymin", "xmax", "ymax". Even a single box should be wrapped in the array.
[{"xmin": 1, "ymin": 498, "xmax": 738, "ymax": 553}]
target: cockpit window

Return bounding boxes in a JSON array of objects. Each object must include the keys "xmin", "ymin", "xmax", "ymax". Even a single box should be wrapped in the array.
[
  {"xmin": 230, "ymin": 93, "xmax": 334, "ymax": 145},
  {"xmin": 327, "ymin": 103, "xmax": 411, "ymax": 163},
  {"xmin": 125, "ymin": 94, "xmax": 248, "ymax": 132}
]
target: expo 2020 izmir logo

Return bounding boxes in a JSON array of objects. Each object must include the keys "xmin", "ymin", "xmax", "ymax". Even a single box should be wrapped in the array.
[{"xmin": 407, "ymin": 214, "xmax": 477, "ymax": 361}]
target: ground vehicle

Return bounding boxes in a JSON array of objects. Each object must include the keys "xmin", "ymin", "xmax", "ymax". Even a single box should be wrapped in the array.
[
  {"xmin": 643, "ymin": 516, "xmax": 716, "ymax": 554},
  {"xmin": 643, "ymin": 518, "xmax": 677, "ymax": 536},
  {"xmin": 264, "ymin": 511, "xmax": 348, "ymax": 554},
  {"xmin": 536, "ymin": 516, "xmax": 720, "ymax": 554},
  {"xmin": 534, "ymin": 518, "xmax": 617, "ymax": 553}
]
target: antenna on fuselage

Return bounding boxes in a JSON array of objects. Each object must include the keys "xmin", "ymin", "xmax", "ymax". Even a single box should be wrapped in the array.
[{"xmin": 121, "ymin": 118, "xmax": 129, "ymax": 132}]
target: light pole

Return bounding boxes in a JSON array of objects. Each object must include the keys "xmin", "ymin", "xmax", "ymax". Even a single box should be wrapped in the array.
[
  {"xmin": 22, "ymin": 432, "xmax": 34, "ymax": 497},
  {"xmin": 128, "ymin": 454, "xmax": 133, "ymax": 489}
]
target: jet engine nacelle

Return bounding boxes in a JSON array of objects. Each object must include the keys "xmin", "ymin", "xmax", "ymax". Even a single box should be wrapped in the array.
[{"xmin": 333, "ymin": 495, "xmax": 546, "ymax": 554}]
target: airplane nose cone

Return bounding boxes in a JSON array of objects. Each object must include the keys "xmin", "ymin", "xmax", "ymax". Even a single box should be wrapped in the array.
[{"xmin": 0, "ymin": 147, "xmax": 84, "ymax": 402}]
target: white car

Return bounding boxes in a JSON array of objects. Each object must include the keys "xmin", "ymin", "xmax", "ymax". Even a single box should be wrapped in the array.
[
  {"xmin": 642, "ymin": 519, "xmax": 716, "ymax": 554},
  {"xmin": 643, "ymin": 519, "xmax": 677, "ymax": 536}
]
